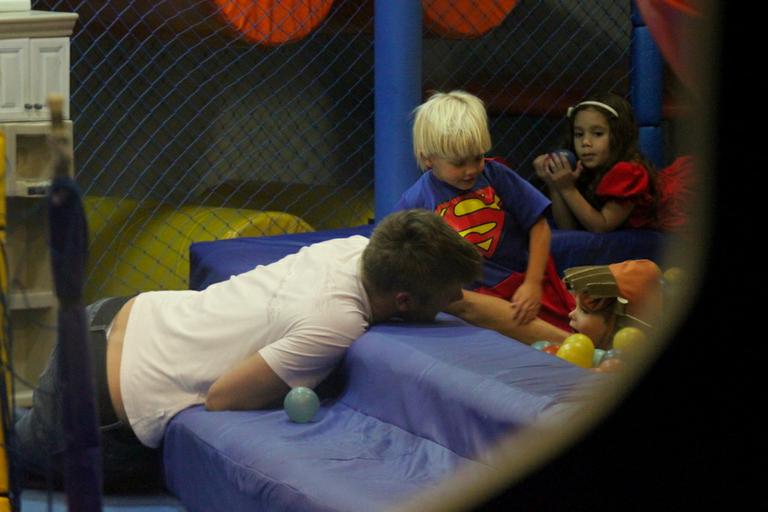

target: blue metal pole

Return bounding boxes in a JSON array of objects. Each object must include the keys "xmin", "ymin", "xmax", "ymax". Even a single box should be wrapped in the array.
[
  {"xmin": 631, "ymin": 0, "xmax": 665, "ymax": 168},
  {"xmin": 374, "ymin": 0, "xmax": 422, "ymax": 220}
]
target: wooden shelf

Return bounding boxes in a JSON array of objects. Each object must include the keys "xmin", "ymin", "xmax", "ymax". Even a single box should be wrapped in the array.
[{"xmin": 1, "ymin": 121, "xmax": 73, "ymax": 196}]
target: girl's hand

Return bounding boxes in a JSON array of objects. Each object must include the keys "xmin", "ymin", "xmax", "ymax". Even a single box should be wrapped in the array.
[
  {"xmin": 510, "ymin": 281, "xmax": 542, "ymax": 325},
  {"xmin": 533, "ymin": 154, "xmax": 552, "ymax": 183},
  {"xmin": 547, "ymin": 153, "xmax": 582, "ymax": 190}
]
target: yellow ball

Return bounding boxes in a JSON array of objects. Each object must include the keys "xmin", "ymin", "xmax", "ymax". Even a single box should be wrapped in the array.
[
  {"xmin": 556, "ymin": 338, "xmax": 594, "ymax": 368},
  {"xmin": 612, "ymin": 327, "xmax": 647, "ymax": 352},
  {"xmin": 562, "ymin": 333, "xmax": 595, "ymax": 350},
  {"xmin": 663, "ymin": 266, "xmax": 684, "ymax": 285}
]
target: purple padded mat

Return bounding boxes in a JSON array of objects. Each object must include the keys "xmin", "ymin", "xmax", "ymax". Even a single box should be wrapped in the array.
[{"xmin": 164, "ymin": 314, "xmax": 597, "ymax": 512}]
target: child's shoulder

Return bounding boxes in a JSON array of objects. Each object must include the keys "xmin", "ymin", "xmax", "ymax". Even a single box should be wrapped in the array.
[
  {"xmin": 597, "ymin": 160, "xmax": 652, "ymax": 198},
  {"xmin": 397, "ymin": 171, "xmax": 438, "ymax": 205},
  {"xmin": 484, "ymin": 158, "xmax": 540, "ymax": 190},
  {"xmin": 484, "ymin": 157, "xmax": 521, "ymax": 179},
  {"xmin": 605, "ymin": 160, "xmax": 649, "ymax": 177},
  {"xmin": 484, "ymin": 156, "xmax": 514, "ymax": 170}
]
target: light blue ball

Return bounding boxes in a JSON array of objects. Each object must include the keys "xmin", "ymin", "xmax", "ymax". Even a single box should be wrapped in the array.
[
  {"xmin": 283, "ymin": 387, "xmax": 320, "ymax": 423},
  {"xmin": 531, "ymin": 340, "xmax": 553, "ymax": 351},
  {"xmin": 592, "ymin": 348, "xmax": 607, "ymax": 367}
]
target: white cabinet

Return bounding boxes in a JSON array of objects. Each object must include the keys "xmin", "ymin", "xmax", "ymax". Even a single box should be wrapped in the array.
[
  {"xmin": 0, "ymin": 39, "xmax": 28, "ymax": 119},
  {"xmin": 0, "ymin": 37, "xmax": 69, "ymax": 121},
  {"xmin": 1, "ymin": 10, "xmax": 77, "ymax": 405},
  {"xmin": 0, "ymin": 2, "xmax": 32, "ymax": 12}
]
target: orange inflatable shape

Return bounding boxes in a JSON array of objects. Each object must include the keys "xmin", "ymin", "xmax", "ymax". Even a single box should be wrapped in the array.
[
  {"xmin": 423, "ymin": 0, "xmax": 518, "ymax": 38},
  {"xmin": 213, "ymin": 0, "xmax": 335, "ymax": 45}
]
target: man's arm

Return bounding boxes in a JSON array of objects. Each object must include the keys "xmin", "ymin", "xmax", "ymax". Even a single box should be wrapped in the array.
[
  {"xmin": 205, "ymin": 353, "xmax": 290, "ymax": 411},
  {"xmin": 446, "ymin": 289, "xmax": 571, "ymax": 344}
]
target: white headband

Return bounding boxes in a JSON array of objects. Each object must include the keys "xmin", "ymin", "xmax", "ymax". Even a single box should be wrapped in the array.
[{"xmin": 566, "ymin": 101, "xmax": 619, "ymax": 119}]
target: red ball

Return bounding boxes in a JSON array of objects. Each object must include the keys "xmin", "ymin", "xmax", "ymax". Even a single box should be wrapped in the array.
[{"xmin": 542, "ymin": 344, "xmax": 560, "ymax": 356}]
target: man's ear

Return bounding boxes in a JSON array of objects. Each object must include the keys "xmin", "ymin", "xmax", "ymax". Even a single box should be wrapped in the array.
[{"xmin": 394, "ymin": 291, "xmax": 414, "ymax": 313}]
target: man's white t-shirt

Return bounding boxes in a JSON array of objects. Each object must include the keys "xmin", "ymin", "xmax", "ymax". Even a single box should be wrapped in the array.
[{"xmin": 119, "ymin": 235, "xmax": 372, "ymax": 447}]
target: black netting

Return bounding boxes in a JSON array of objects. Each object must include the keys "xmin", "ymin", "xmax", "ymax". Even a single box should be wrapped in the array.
[{"xmin": 28, "ymin": 0, "xmax": 634, "ymax": 300}]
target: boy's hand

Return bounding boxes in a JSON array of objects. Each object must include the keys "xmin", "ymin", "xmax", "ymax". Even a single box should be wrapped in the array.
[{"xmin": 510, "ymin": 281, "xmax": 542, "ymax": 324}]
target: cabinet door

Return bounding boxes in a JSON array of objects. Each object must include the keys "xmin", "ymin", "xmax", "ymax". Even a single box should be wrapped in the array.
[
  {"xmin": 0, "ymin": 39, "xmax": 30, "ymax": 122},
  {"xmin": 29, "ymin": 37, "xmax": 70, "ymax": 121}
]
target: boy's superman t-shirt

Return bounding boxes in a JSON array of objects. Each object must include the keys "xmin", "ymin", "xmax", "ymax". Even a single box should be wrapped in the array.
[{"xmin": 395, "ymin": 159, "xmax": 551, "ymax": 289}]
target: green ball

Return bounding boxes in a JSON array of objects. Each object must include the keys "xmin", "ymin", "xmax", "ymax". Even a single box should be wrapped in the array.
[
  {"xmin": 283, "ymin": 387, "xmax": 320, "ymax": 423},
  {"xmin": 531, "ymin": 340, "xmax": 553, "ymax": 350}
]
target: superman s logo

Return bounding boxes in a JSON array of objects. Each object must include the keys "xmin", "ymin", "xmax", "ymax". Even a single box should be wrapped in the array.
[{"xmin": 436, "ymin": 186, "xmax": 505, "ymax": 258}]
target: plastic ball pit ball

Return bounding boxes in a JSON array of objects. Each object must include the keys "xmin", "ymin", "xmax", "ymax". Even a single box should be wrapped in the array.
[{"xmin": 284, "ymin": 387, "xmax": 320, "ymax": 423}]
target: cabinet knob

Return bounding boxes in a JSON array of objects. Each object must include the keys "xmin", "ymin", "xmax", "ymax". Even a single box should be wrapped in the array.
[
  {"xmin": 24, "ymin": 103, "xmax": 33, "ymax": 110},
  {"xmin": 33, "ymin": 103, "xmax": 44, "ymax": 110}
]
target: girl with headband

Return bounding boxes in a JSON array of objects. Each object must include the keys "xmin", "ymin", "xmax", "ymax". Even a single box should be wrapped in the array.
[{"xmin": 533, "ymin": 92, "xmax": 665, "ymax": 233}]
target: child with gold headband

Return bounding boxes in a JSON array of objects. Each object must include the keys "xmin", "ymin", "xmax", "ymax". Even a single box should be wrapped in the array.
[{"xmin": 563, "ymin": 259, "xmax": 663, "ymax": 351}]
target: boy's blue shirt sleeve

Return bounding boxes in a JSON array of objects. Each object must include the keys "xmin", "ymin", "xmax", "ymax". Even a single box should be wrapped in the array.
[{"xmin": 485, "ymin": 160, "xmax": 551, "ymax": 231}]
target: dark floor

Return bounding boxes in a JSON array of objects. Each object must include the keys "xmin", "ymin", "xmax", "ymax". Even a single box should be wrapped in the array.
[{"xmin": 20, "ymin": 489, "xmax": 187, "ymax": 512}]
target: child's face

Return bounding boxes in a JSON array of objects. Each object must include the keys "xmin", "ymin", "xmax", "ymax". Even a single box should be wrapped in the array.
[
  {"xmin": 572, "ymin": 109, "xmax": 611, "ymax": 169},
  {"xmin": 426, "ymin": 155, "xmax": 484, "ymax": 190},
  {"xmin": 568, "ymin": 297, "xmax": 611, "ymax": 346}
]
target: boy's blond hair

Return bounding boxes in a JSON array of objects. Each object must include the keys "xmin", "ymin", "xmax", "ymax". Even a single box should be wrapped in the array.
[{"xmin": 412, "ymin": 90, "xmax": 492, "ymax": 170}]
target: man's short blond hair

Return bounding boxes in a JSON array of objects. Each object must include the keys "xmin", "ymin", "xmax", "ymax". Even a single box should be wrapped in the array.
[{"xmin": 412, "ymin": 90, "xmax": 492, "ymax": 170}]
